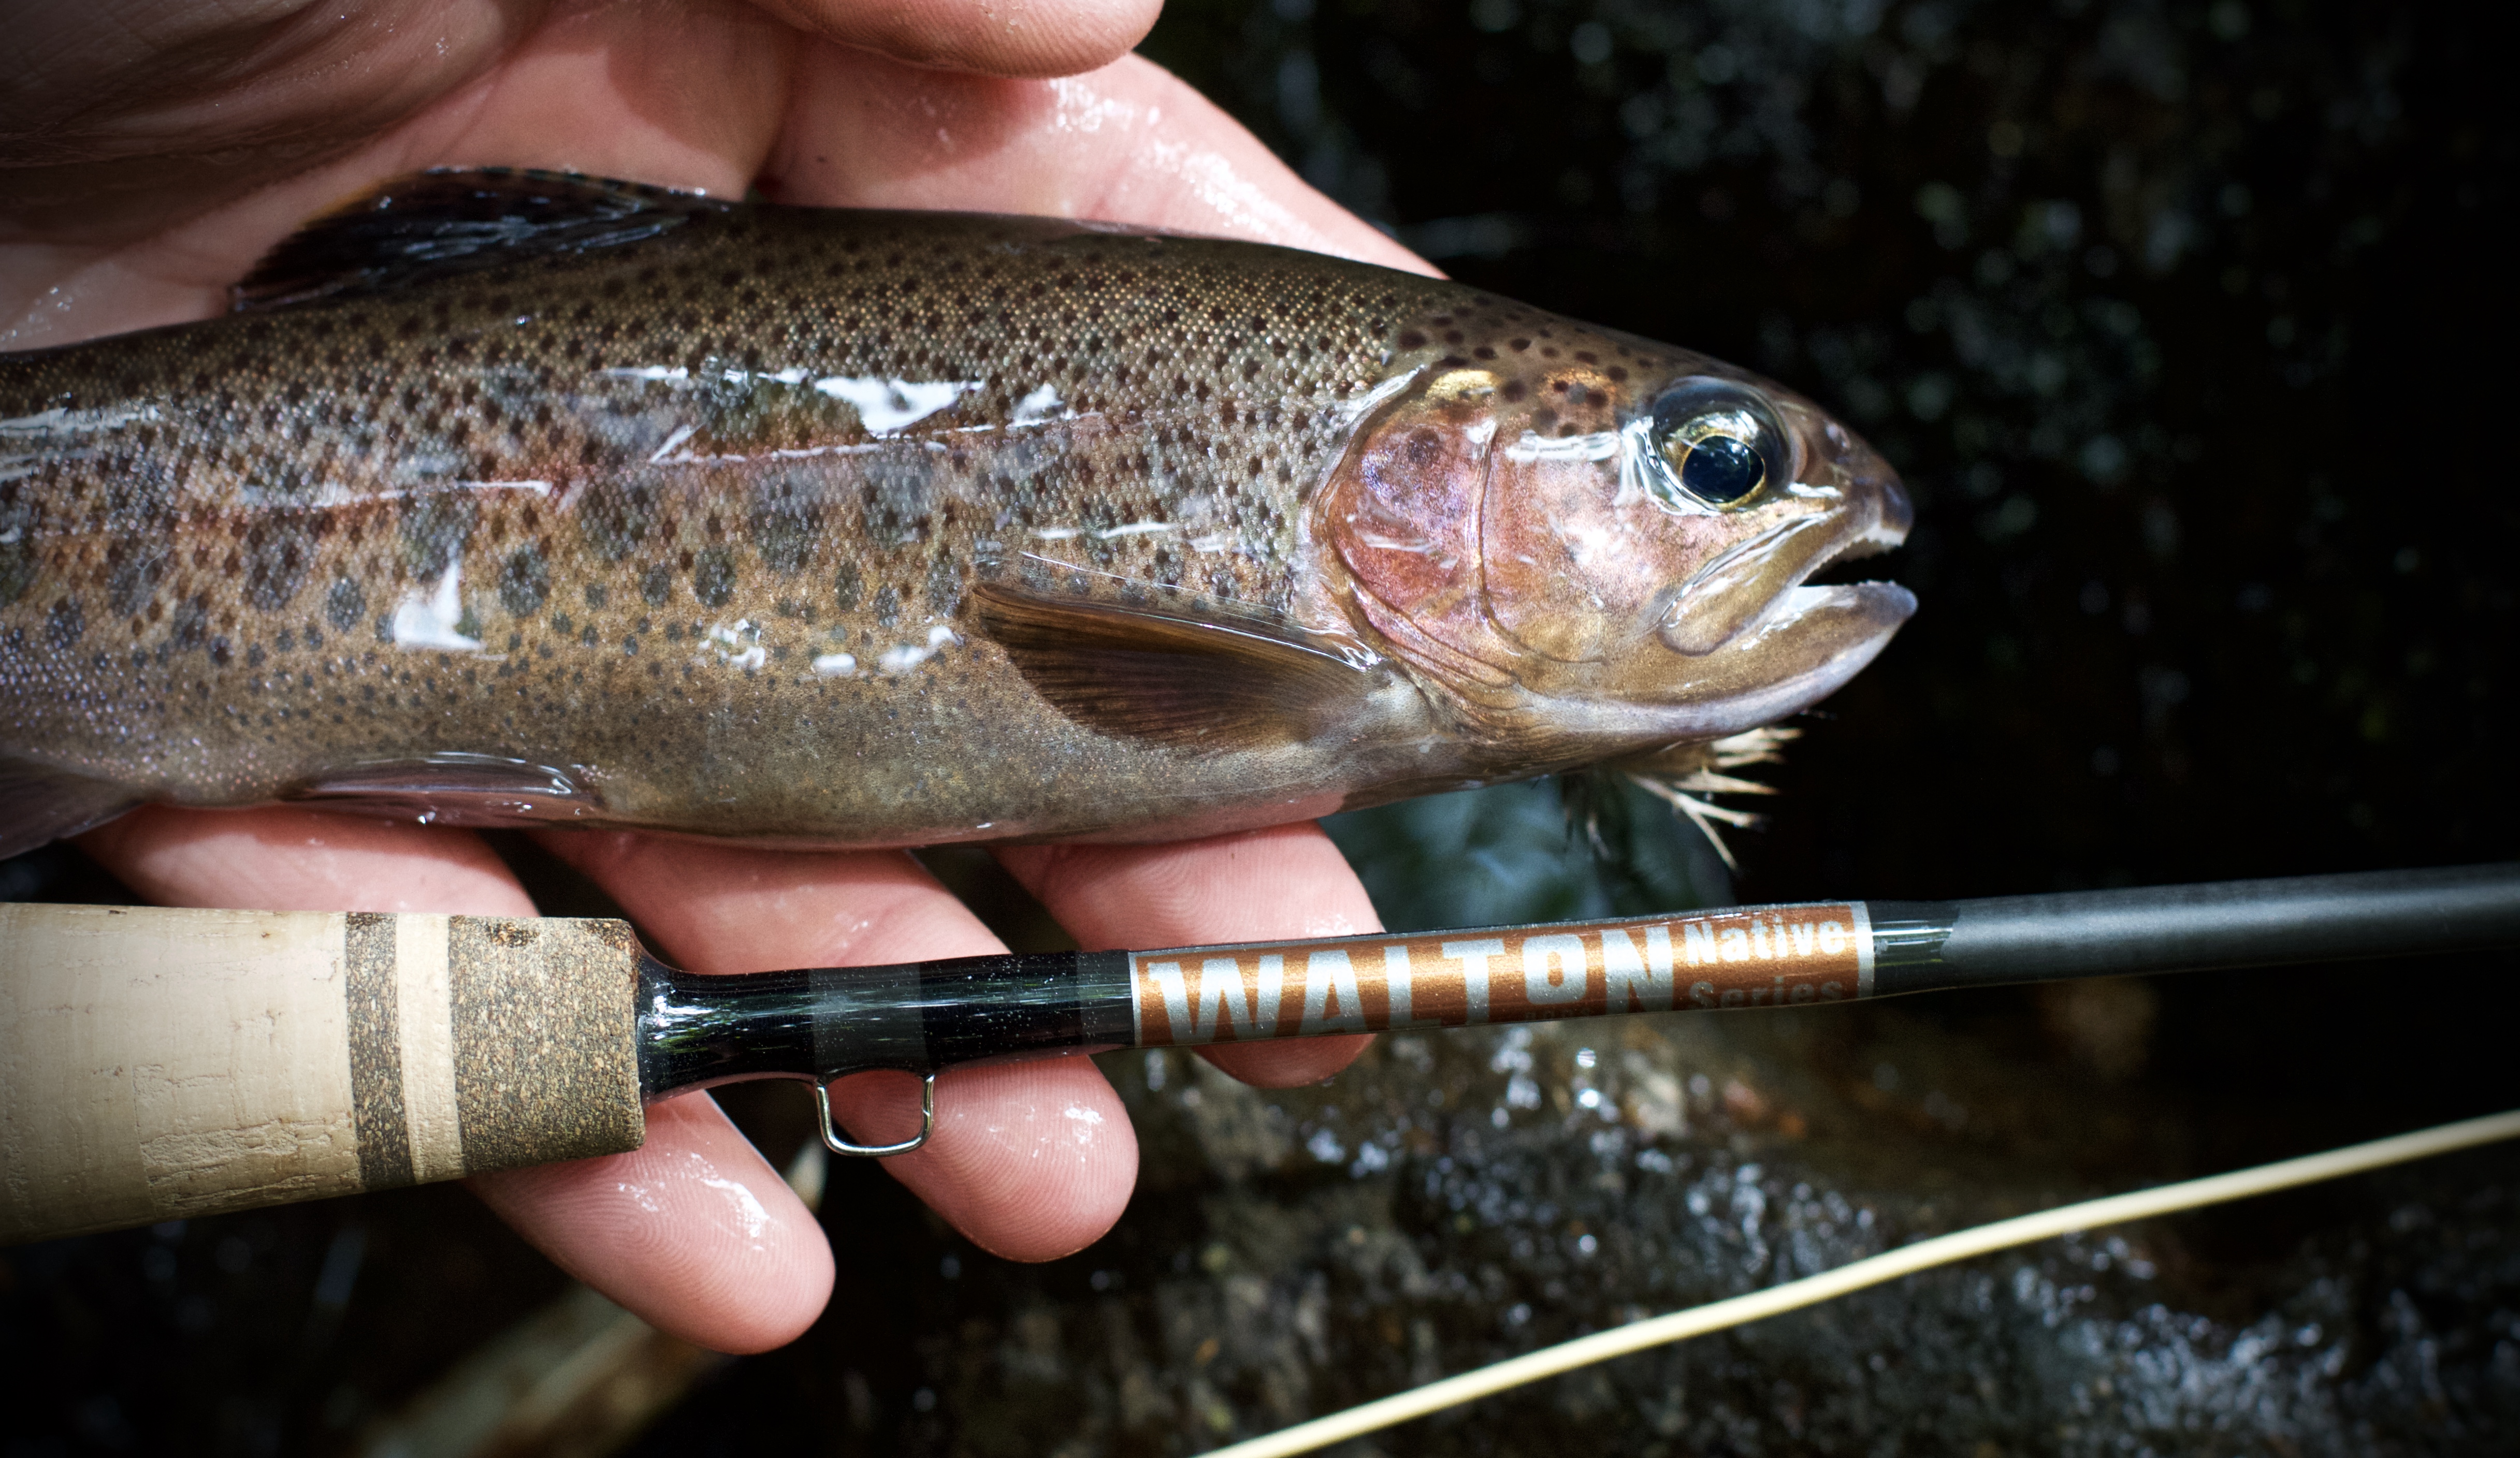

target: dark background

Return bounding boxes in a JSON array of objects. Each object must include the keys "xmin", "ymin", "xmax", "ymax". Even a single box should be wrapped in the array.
[{"xmin": 3, "ymin": 0, "xmax": 2515, "ymax": 1453}]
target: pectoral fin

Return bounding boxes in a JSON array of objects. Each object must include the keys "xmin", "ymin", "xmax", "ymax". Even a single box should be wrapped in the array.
[
  {"xmin": 0, "ymin": 757, "xmax": 141, "ymax": 859},
  {"xmin": 973, "ymin": 582, "xmax": 1378, "ymax": 750},
  {"xmin": 285, "ymin": 753, "xmax": 601, "ymax": 826}
]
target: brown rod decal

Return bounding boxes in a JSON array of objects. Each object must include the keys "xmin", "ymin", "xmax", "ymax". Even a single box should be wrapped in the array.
[{"xmin": 1128, "ymin": 903, "xmax": 1875, "ymax": 1047}]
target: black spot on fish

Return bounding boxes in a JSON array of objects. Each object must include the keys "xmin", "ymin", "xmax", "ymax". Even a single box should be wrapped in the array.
[
  {"xmin": 833, "ymin": 561, "xmax": 863, "ymax": 610},
  {"xmin": 169, "ymin": 595, "xmax": 207, "ymax": 652},
  {"xmin": 43, "ymin": 597, "xmax": 84, "ymax": 648},
  {"xmin": 873, "ymin": 585, "xmax": 900, "ymax": 628},
  {"xmin": 245, "ymin": 517, "xmax": 313, "ymax": 610},
  {"xmin": 326, "ymin": 577, "xmax": 366, "ymax": 633},
  {"xmin": 401, "ymin": 493, "xmax": 476, "ymax": 578},
  {"xmin": 861, "ymin": 448, "xmax": 934, "ymax": 543},
  {"xmin": 248, "ymin": 643, "xmax": 266, "ymax": 667},
  {"xmin": 752, "ymin": 469, "xmax": 822, "ymax": 575},
  {"xmin": 925, "ymin": 554, "xmax": 961, "ymax": 616},
  {"xmin": 576, "ymin": 475, "xmax": 657, "ymax": 561},
  {"xmin": 641, "ymin": 565, "xmax": 673, "ymax": 606},
  {"xmin": 583, "ymin": 582, "xmax": 609, "ymax": 609},
  {"xmin": 276, "ymin": 628, "xmax": 295, "ymax": 652},
  {"xmin": 106, "ymin": 543, "xmax": 167, "ymax": 618},
  {"xmin": 692, "ymin": 547, "xmax": 735, "ymax": 608},
  {"xmin": 500, "ymin": 546, "xmax": 550, "ymax": 616},
  {"xmin": 0, "ymin": 511, "xmax": 34, "ymax": 609}
]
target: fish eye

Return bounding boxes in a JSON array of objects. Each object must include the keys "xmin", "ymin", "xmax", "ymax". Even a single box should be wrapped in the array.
[{"xmin": 1644, "ymin": 380, "xmax": 1790, "ymax": 511}]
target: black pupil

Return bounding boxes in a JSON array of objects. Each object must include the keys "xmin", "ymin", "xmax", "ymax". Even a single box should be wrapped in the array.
[{"xmin": 1681, "ymin": 433, "xmax": 1763, "ymax": 502}]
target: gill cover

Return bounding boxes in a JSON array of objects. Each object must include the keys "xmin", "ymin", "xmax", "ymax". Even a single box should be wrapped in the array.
[{"xmin": 1320, "ymin": 317, "xmax": 1911, "ymax": 746}]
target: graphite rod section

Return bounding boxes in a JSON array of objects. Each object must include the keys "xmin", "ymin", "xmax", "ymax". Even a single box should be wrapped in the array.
[{"xmin": 635, "ymin": 863, "xmax": 2520, "ymax": 1094}]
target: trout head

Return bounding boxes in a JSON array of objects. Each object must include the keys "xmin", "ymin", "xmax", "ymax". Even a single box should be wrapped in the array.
[{"xmin": 1319, "ymin": 310, "xmax": 1913, "ymax": 762}]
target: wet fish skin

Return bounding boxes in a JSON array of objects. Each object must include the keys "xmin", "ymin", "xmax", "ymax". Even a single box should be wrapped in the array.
[{"xmin": 0, "ymin": 171, "xmax": 1910, "ymax": 854}]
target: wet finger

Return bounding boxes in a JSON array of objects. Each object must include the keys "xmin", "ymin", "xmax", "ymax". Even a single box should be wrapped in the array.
[
  {"xmin": 762, "ymin": 48, "xmax": 1434, "ymax": 270},
  {"xmin": 76, "ymin": 805, "xmax": 528, "ymax": 913},
  {"xmin": 3, "ymin": 0, "xmax": 797, "ymax": 341},
  {"xmin": 755, "ymin": 0, "xmax": 1162, "ymax": 79},
  {"xmin": 824, "ymin": 1055, "xmax": 1134, "ymax": 1261},
  {"xmin": 470, "ymin": 1090, "xmax": 833, "ymax": 1353},
  {"xmin": 533, "ymin": 832, "xmax": 1140, "ymax": 1261},
  {"xmin": 997, "ymin": 822, "xmax": 1381, "ymax": 1088}
]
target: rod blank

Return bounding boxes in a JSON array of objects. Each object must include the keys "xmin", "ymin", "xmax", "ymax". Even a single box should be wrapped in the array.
[{"xmin": 1867, "ymin": 863, "xmax": 2520, "ymax": 994}]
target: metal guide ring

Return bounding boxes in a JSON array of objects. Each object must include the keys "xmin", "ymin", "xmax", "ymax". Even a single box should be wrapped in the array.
[{"xmin": 814, "ymin": 1070, "xmax": 938, "ymax": 1157}]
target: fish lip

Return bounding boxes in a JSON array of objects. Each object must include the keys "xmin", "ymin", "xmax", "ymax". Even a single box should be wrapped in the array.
[
  {"xmin": 1718, "ymin": 505, "xmax": 1916, "ymax": 693},
  {"xmin": 1655, "ymin": 478, "xmax": 1911, "ymax": 658},
  {"xmin": 1795, "ymin": 465, "xmax": 1913, "ymax": 575},
  {"xmin": 1663, "ymin": 577, "xmax": 1916, "ymax": 736},
  {"xmin": 1541, "ymin": 577, "xmax": 1911, "ymax": 745},
  {"xmin": 1617, "ymin": 478, "xmax": 1914, "ymax": 737}
]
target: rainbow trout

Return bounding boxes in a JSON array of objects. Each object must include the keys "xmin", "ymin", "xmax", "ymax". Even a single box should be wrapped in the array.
[{"xmin": 0, "ymin": 171, "xmax": 1911, "ymax": 856}]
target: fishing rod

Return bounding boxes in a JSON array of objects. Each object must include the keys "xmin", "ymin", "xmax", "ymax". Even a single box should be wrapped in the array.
[{"xmin": 2, "ymin": 863, "xmax": 2512, "ymax": 1246}]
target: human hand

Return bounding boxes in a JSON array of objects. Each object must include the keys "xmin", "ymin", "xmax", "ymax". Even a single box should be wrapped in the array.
[{"xmin": 18, "ymin": 0, "xmax": 1433, "ymax": 1353}]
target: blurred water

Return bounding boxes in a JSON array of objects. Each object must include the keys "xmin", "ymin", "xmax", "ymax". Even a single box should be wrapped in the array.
[{"xmin": 1323, "ymin": 777, "xmax": 1734, "ymax": 934}]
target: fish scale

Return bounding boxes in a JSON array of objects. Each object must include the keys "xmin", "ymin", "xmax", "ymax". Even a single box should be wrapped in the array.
[{"xmin": 0, "ymin": 170, "xmax": 1914, "ymax": 855}]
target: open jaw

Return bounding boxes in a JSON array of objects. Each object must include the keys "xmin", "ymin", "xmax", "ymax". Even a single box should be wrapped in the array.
[
  {"xmin": 1682, "ymin": 504, "xmax": 1917, "ymax": 722},
  {"xmin": 1649, "ymin": 577, "xmax": 1916, "ymax": 738},
  {"xmin": 1562, "ymin": 517, "xmax": 1917, "ymax": 743}
]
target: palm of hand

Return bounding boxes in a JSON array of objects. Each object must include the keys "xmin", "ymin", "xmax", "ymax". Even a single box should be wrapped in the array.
[{"xmin": 6, "ymin": 0, "xmax": 1426, "ymax": 1351}]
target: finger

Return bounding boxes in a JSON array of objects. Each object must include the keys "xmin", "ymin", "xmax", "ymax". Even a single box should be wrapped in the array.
[
  {"xmin": 75, "ymin": 805, "xmax": 528, "ymax": 914},
  {"xmin": 470, "ymin": 1090, "xmax": 832, "ymax": 1354},
  {"xmin": 6, "ymin": 0, "xmax": 799, "ymax": 345},
  {"xmin": 74, "ymin": 808, "xmax": 834, "ymax": 1352},
  {"xmin": 750, "ymin": 0, "xmax": 1161, "ymax": 79},
  {"xmin": 534, "ymin": 832, "xmax": 1138, "ymax": 1262},
  {"xmin": 0, "ymin": 0, "xmax": 522, "ymax": 253},
  {"xmin": 762, "ymin": 49, "xmax": 1436, "ymax": 271},
  {"xmin": 997, "ymin": 822, "xmax": 1381, "ymax": 1088},
  {"xmin": 368, "ymin": 0, "xmax": 795, "ymax": 200}
]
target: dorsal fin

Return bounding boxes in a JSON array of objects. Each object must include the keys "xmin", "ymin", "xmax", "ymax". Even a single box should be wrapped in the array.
[
  {"xmin": 972, "ymin": 581, "xmax": 1381, "ymax": 750},
  {"xmin": 232, "ymin": 168, "xmax": 734, "ymax": 312}
]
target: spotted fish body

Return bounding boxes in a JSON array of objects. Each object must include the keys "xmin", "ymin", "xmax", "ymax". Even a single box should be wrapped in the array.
[{"xmin": 0, "ymin": 172, "xmax": 1912, "ymax": 856}]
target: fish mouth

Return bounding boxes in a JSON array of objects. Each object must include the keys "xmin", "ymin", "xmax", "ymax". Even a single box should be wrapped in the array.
[
  {"xmin": 1644, "ymin": 578, "xmax": 1915, "ymax": 738},
  {"xmin": 1657, "ymin": 479, "xmax": 1910, "ymax": 658},
  {"xmin": 1624, "ymin": 487, "xmax": 1915, "ymax": 739}
]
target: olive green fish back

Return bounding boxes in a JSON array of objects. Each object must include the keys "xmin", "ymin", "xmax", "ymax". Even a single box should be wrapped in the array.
[{"xmin": 0, "ymin": 173, "xmax": 1468, "ymax": 847}]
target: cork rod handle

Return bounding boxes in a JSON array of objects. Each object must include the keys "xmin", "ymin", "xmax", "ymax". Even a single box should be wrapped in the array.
[{"xmin": 0, "ymin": 903, "xmax": 647, "ymax": 1247}]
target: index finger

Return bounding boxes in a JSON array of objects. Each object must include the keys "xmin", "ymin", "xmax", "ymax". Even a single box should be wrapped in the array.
[
  {"xmin": 1000, "ymin": 823, "xmax": 1382, "ymax": 1087},
  {"xmin": 756, "ymin": 0, "xmax": 1162, "ymax": 78},
  {"xmin": 762, "ymin": 47, "xmax": 1436, "ymax": 273}
]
